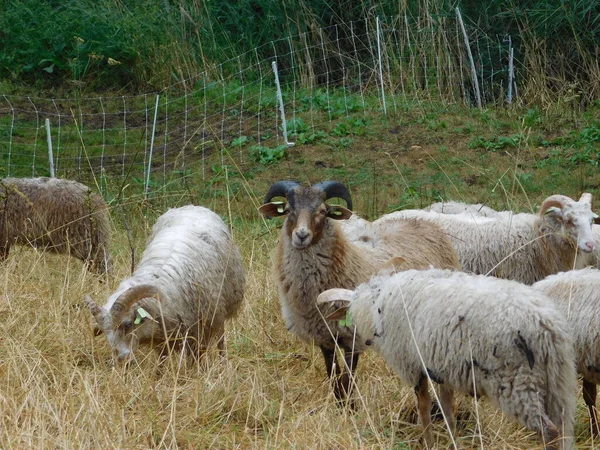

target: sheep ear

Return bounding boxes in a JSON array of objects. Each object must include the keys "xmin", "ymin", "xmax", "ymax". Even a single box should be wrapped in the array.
[
  {"xmin": 326, "ymin": 306, "xmax": 349, "ymax": 321},
  {"xmin": 258, "ymin": 202, "xmax": 287, "ymax": 218},
  {"xmin": 382, "ymin": 256, "xmax": 407, "ymax": 273},
  {"xmin": 327, "ymin": 205, "xmax": 353, "ymax": 220}
]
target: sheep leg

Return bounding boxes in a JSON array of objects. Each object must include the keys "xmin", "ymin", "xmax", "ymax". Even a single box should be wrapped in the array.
[
  {"xmin": 340, "ymin": 349, "xmax": 359, "ymax": 409},
  {"xmin": 540, "ymin": 414, "xmax": 560, "ymax": 450},
  {"xmin": 320, "ymin": 346, "xmax": 343, "ymax": 400},
  {"xmin": 439, "ymin": 385, "xmax": 456, "ymax": 436},
  {"xmin": 0, "ymin": 242, "xmax": 10, "ymax": 261},
  {"xmin": 583, "ymin": 379, "xmax": 599, "ymax": 435},
  {"xmin": 415, "ymin": 376, "xmax": 433, "ymax": 448}
]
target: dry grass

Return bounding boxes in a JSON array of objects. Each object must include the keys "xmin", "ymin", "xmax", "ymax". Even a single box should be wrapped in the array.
[
  {"xmin": 0, "ymin": 196, "xmax": 599, "ymax": 450},
  {"xmin": 2, "ymin": 105, "xmax": 600, "ymax": 448}
]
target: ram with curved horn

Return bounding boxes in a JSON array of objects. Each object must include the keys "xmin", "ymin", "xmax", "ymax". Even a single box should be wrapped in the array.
[
  {"xmin": 259, "ymin": 179, "xmax": 461, "ymax": 405},
  {"xmin": 85, "ymin": 205, "xmax": 245, "ymax": 363},
  {"xmin": 377, "ymin": 192, "xmax": 596, "ymax": 284}
]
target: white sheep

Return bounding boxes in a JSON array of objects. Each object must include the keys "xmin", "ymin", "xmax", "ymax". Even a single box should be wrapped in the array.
[
  {"xmin": 85, "ymin": 205, "xmax": 245, "ymax": 362},
  {"xmin": 377, "ymin": 193, "xmax": 596, "ymax": 284},
  {"xmin": 319, "ymin": 265, "xmax": 576, "ymax": 449},
  {"xmin": 426, "ymin": 200, "xmax": 501, "ymax": 218},
  {"xmin": 533, "ymin": 267, "xmax": 600, "ymax": 435},
  {"xmin": 0, "ymin": 177, "xmax": 111, "ymax": 274},
  {"xmin": 259, "ymin": 180, "xmax": 461, "ymax": 403}
]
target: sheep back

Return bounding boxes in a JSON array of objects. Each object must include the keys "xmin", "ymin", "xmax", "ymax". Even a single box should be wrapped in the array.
[
  {"xmin": 376, "ymin": 210, "xmax": 586, "ymax": 284},
  {"xmin": 0, "ymin": 177, "xmax": 111, "ymax": 273},
  {"xmin": 426, "ymin": 201, "xmax": 501, "ymax": 218}
]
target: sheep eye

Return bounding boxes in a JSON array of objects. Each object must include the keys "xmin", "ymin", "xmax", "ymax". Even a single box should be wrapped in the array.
[{"xmin": 121, "ymin": 319, "xmax": 133, "ymax": 331}]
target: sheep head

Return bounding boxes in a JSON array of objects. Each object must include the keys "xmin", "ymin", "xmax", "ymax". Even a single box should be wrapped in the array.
[
  {"xmin": 539, "ymin": 193, "xmax": 596, "ymax": 253},
  {"xmin": 259, "ymin": 180, "xmax": 353, "ymax": 250},
  {"xmin": 85, "ymin": 284, "xmax": 163, "ymax": 362}
]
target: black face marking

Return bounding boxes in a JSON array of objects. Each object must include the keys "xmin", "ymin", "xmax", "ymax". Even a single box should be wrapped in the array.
[
  {"xmin": 377, "ymin": 308, "xmax": 382, "ymax": 314},
  {"xmin": 286, "ymin": 189, "xmax": 296, "ymax": 208},
  {"xmin": 514, "ymin": 330, "xmax": 534, "ymax": 369}
]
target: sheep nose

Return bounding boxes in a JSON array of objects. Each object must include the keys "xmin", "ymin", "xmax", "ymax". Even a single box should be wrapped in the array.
[
  {"xmin": 117, "ymin": 351, "xmax": 131, "ymax": 363},
  {"xmin": 585, "ymin": 240, "xmax": 595, "ymax": 252},
  {"xmin": 295, "ymin": 229, "xmax": 310, "ymax": 242}
]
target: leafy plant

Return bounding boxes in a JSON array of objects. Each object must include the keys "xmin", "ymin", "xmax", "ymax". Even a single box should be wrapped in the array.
[
  {"xmin": 249, "ymin": 144, "xmax": 287, "ymax": 165},
  {"xmin": 468, "ymin": 134, "xmax": 523, "ymax": 152}
]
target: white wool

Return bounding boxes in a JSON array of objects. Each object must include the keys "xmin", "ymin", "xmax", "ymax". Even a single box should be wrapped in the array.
[{"xmin": 339, "ymin": 269, "xmax": 576, "ymax": 448}]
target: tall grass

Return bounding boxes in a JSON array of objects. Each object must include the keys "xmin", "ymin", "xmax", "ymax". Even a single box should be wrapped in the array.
[{"xmin": 1, "ymin": 0, "xmax": 599, "ymax": 105}]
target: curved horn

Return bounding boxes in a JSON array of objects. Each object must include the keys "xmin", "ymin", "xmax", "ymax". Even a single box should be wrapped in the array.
[
  {"xmin": 263, "ymin": 180, "xmax": 301, "ymax": 204},
  {"xmin": 313, "ymin": 180, "xmax": 353, "ymax": 210},
  {"xmin": 84, "ymin": 294, "xmax": 110, "ymax": 331},
  {"xmin": 539, "ymin": 195, "xmax": 574, "ymax": 215},
  {"xmin": 579, "ymin": 192, "xmax": 593, "ymax": 205},
  {"xmin": 110, "ymin": 284, "xmax": 162, "ymax": 319}
]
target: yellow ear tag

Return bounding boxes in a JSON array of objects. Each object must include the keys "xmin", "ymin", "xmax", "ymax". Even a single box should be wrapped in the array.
[
  {"xmin": 272, "ymin": 201, "xmax": 285, "ymax": 214},
  {"xmin": 134, "ymin": 307, "xmax": 153, "ymax": 325}
]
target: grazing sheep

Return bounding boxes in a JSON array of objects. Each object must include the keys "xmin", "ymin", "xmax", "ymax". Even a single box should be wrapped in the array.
[
  {"xmin": 0, "ymin": 177, "xmax": 111, "ymax": 274},
  {"xmin": 319, "ymin": 266, "xmax": 576, "ymax": 449},
  {"xmin": 534, "ymin": 267, "xmax": 600, "ymax": 435},
  {"xmin": 377, "ymin": 193, "xmax": 596, "ymax": 284},
  {"xmin": 85, "ymin": 205, "xmax": 245, "ymax": 362},
  {"xmin": 426, "ymin": 200, "xmax": 501, "ymax": 218},
  {"xmin": 259, "ymin": 180, "xmax": 461, "ymax": 403}
]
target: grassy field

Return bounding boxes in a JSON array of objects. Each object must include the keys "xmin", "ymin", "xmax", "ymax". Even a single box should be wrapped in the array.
[{"xmin": 1, "ymin": 100, "xmax": 600, "ymax": 449}]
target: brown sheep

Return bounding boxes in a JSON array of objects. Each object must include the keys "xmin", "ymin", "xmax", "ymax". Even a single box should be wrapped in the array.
[
  {"xmin": 259, "ymin": 180, "xmax": 460, "ymax": 405},
  {"xmin": 0, "ymin": 177, "xmax": 111, "ymax": 274}
]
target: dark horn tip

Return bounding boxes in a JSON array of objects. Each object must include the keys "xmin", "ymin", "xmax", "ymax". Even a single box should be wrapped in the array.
[
  {"xmin": 313, "ymin": 180, "xmax": 353, "ymax": 210},
  {"xmin": 264, "ymin": 180, "xmax": 301, "ymax": 204}
]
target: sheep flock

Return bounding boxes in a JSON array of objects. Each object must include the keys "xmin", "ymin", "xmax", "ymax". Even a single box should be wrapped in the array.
[{"xmin": 4, "ymin": 175, "xmax": 600, "ymax": 449}]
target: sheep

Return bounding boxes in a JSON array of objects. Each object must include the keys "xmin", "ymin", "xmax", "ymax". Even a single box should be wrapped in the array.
[
  {"xmin": 318, "ymin": 265, "xmax": 577, "ymax": 449},
  {"xmin": 0, "ymin": 177, "xmax": 111, "ymax": 274},
  {"xmin": 533, "ymin": 267, "xmax": 600, "ymax": 435},
  {"xmin": 377, "ymin": 193, "xmax": 596, "ymax": 284},
  {"xmin": 84, "ymin": 205, "xmax": 245, "ymax": 362},
  {"xmin": 426, "ymin": 200, "xmax": 501, "ymax": 218},
  {"xmin": 259, "ymin": 180, "xmax": 461, "ymax": 404}
]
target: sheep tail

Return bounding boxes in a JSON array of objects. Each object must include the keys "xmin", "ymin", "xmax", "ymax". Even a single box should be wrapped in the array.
[{"xmin": 543, "ymin": 325, "xmax": 577, "ymax": 449}]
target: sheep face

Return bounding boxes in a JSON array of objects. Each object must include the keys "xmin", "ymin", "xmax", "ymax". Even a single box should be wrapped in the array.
[
  {"xmin": 317, "ymin": 287, "xmax": 376, "ymax": 346},
  {"xmin": 259, "ymin": 186, "xmax": 352, "ymax": 250},
  {"xmin": 85, "ymin": 285, "xmax": 162, "ymax": 362},
  {"xmin": 540, "ymin": 193, "xmax": 595, "ymax": 253}
]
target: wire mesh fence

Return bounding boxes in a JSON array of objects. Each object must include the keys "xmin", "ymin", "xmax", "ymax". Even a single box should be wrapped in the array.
[{"xmin": 0, "ymin": 14, "xmax": 514, "ymax": 197}]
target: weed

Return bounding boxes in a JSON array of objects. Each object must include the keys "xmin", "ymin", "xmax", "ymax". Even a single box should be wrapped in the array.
[{"xmin": 249, "ymin": 144, "xmax": 287, "ymax": 165}]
